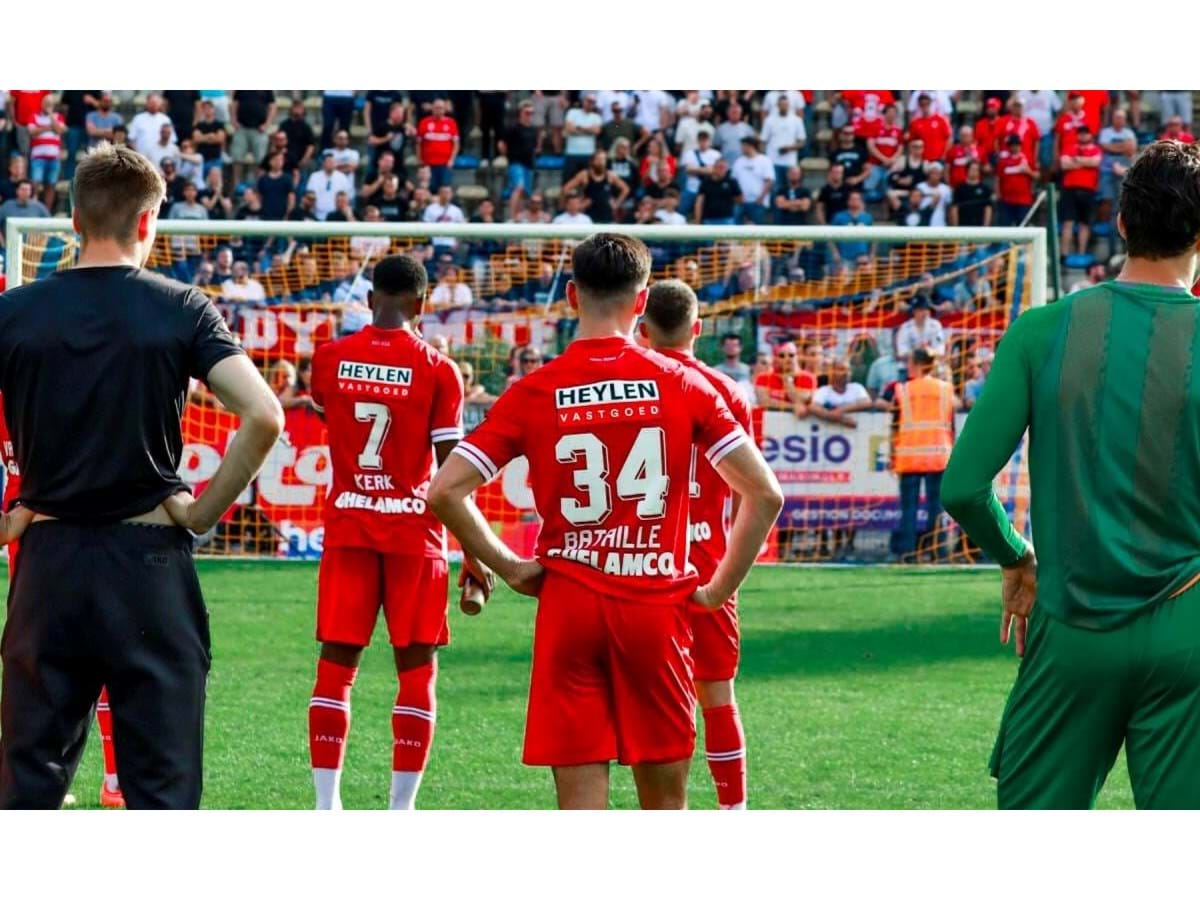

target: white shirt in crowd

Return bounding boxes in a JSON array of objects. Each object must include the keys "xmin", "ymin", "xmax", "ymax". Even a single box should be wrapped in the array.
[
  {"xmin": 350, "ymin": 235, "xmax": 392, "ymax": 259},
  {"xmin": 906, "ymin": 91, "xmax": 956, "ymax": 118},
  {"xmin": 760, "ymin": 112, "xmax": 807, "ymax": 168},
  {"xmin": 595, "ymin": 90, "xmax": 635, "ymax": 123},
  {"xmin": 127, "ymin": 110, "xmax": 175, "ymax": 155},
  {"xmin": 144, "ymin": 140, "xmax": 180, "ymax": 170},
  {"xmin": 564, "ymin": 107, "xmax": 602, "ymax": 157},
  {"xmin": 423, "ymin": 200, "xmax": 466, "ymax": 248},
  {"xmin": 429, "ymin": 282, "xmax": 474, "ymax": 309},
  {"xmin": 655, "ymin": 209, "xmax": 687, "ymax": 225},
  {"xmin": 812, "ymin": 381, "xmax": 870, "ymax": 409},
  {"xmin": 917, "ymin": 180, "xmax": 953, "ymax": 227},
  {"xmin": 894, "ymin": 316, "xmax": 947, "ymax": 358},
  {"xmin": 306, "ymin": 168, "xmax": 354, "ymax": 220},
  {"xmin": 763, "ymin": 90, "xmax": 807, "ymax": 113},
  {"xmin": 334, "ymin": 277, "xmax": 372, "ymax": 333},
  {"xmin": 552, "ymin": 211, "xmax": 594, "ymax": 226},
  {"xmin": 221, "ymin": 278, "xmax": 266, "ymax": 303},
  {"xmin": 634, "ymin": 90, "xmax": 674, "ymax": 133},
  {"xmin": 1017, "ymin": 90, "xmax": 1062, "ymax": 136},
  {"xmin": 681, "ymin": 145, "xmax": 721, "ymax": 192},
  {"xmin": 674, "ymin": 118, "xmax": 714, "ymax": 159},
  {"xmin": 732, "ymin": 153, "xmax": 775, "ymax": 203},
  {"xmin": 332, "ymin": 146, "xmax": 361, "ymax": 174}
]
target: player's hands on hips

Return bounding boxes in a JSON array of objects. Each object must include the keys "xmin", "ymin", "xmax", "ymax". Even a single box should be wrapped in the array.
[
  {"xmin": 501, "ymin": 558, "xmax": 545, "ymax": 597},
  {"xmin": 0, "ymin": 504, "xmax": 34, "ymax": 546},
  {"xmin": 692, "ymin": 582, "xmax": 729, "ymax": 611},
  {"xmin": 1000, "ymin": 549, "xmax": 1037, "ymax": 657},
  {"xmin": 163, "ymin": 491, "xmax": 213, "ymax": 535}
]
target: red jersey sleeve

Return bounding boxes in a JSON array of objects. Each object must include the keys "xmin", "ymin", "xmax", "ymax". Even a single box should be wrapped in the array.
[
  {"xmin": 684, "ymin": 369, "xmax": 749, "ymax": 469},
  {"xmin": 310, "ymin": 344, "xmax": 330, "ymax": 414},
  {"xmin": 430, "ymin": 356, "xmax": 466, "ymax": 446},
  {"xmin": 451, "ymin": 382, "xmax": 525, "ymax": 482}
]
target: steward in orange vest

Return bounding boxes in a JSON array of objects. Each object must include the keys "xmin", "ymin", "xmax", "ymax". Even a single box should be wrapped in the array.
[{"xmin": 893, "ymin": 349, "xmax": 957, "ymax": 558}]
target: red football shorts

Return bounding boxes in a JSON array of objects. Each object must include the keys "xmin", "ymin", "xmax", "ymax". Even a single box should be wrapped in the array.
[
  {"xmin": 689, "ymin": 594, "xmax": 740, "ymax": 682},
  {"xmin": 317, "ymin": 548, "xmax": 449, "ymax": 648},
  {"xmin": 523, "ymin": 570, "xmax": 696, "ymax": 768}
]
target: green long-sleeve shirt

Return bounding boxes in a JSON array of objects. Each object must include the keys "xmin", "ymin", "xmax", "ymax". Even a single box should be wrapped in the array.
[{"xmin": 942, "ymin": 280, "xmax": 1200, "ymax": 630}]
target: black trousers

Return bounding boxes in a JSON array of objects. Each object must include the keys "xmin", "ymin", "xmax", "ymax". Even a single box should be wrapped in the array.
[{"xmin": 0, "ymin": 521, "xmax": 210, "ymax": 809}]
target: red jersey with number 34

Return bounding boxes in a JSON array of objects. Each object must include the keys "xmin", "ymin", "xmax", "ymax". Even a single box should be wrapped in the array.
[
  {"xmin": 454, "ymin": 336, "xmax": 749, "ymax": 604},
  {"xmin": 657, "ymin": 350, "xmax": 753, "ymax": 583},
  {"xmin": 311, "ymin": 325, "xmax": 464, "ymax": 556}
]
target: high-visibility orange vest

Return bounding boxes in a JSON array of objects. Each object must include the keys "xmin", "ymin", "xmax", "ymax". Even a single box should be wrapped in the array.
[{"xmin": 894, "ymin": 375, "xmax": 955, "ymax": 474}]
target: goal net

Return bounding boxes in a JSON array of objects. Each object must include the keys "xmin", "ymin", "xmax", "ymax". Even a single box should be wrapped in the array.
[{"xmin": 4, "ymin": 218, "xmax": 1045, "ymax": 564}]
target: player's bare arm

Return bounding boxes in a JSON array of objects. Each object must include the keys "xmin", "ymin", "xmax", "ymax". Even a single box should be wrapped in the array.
[
  {"xmin": 165, "ymin": 354, "xmax": 284, "ymax": 533},
  {"xmin": 694, "ymin": 442, "xmax": 783, "ymax": 610},
  {"xmin": 428, "ymin": 454, "xmax": 544, "ymax": 597},
  {"xmin": 433, "ymin": 440, "xmax": 495, "ymax": 602}
]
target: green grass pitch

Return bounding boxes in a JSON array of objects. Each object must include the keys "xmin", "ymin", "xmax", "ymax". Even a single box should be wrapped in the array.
[{"xmin": 0, "ymin": 561, "xmax": 1136, "ymax": 809}]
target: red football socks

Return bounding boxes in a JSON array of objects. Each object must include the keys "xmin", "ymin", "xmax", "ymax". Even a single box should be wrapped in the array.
[
  {"xmin": 309, "ymin": 658, "xmax": 358, "ymax": 771},
  {"xmin": 703, "ymin": 704, "xmax": 747, "ymax": 809}
]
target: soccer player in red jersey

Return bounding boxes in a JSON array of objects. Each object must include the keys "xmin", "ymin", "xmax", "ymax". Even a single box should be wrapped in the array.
[
  {"xmin": 306, "ymin": 254, "xmax": 478, "ymax": 810},
  {"xmin": 639, "ymin": 280, "xmax": 754, "ymax": 809},
  {"xmin": 0, "ymin": 393, "xmax": 123, "ymax": 808},
  {"xmin": 429, "ymin": 233, "xmax": 782, "ymax": 809}
]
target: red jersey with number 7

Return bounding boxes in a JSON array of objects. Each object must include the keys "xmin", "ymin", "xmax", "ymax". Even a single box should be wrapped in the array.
[
  {"xmin": 311, "ymin": 325, "xmax": 464, "ymax": 557},
  {"xmin": 454, "ymin": 335, "xmax": 749, "ymax": 604},
  {"xmin": 656, "ymin": 350, "xmax": 753, "ymax": 583}
]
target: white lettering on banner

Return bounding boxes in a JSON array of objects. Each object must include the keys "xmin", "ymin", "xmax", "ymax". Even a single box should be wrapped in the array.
[
  {"xmin": 336, "ymin": 361, "xmax": 414, "ymax": 386},
  {"xmin": 277, "ymin": 311, "xmax": 335, "ymax": 356},
  {"xmin": 554, "ymin": 380, "xmax": 660, "ymax": 409},
  {"xmin": 238, "ymin": 308, "xmax": 279, "ymax": 352}
]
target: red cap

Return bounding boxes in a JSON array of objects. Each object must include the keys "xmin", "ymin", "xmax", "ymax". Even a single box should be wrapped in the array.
[
  {"xmin": 985, "ymin": 97, "xmax": 1002, "ymax": 111},
  {"xmin": 1068, "ymin": 90, "xmax": 1083, "ymax": 100}
]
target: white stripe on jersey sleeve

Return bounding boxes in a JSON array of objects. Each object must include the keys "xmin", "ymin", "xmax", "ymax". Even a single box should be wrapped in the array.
[
  {"xmin": 705, "ymin": 428, "xmax": 749, "ymax": 467},
  {"xmin": 430, "ymin": 427, "xmax": 465, "ymax": 443},
  {"xmin": 310, "ymin": 400, "xmax": 324, "ymax": 415},
  {"xmin": 451, "ymin": 442, "xmax": 499, "ymax": 481}
]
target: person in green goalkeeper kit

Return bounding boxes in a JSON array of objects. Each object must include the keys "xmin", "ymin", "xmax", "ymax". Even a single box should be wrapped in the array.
[{"xmin": 942, "ymin": 140, "xmax": 1200, "ymax": 810}]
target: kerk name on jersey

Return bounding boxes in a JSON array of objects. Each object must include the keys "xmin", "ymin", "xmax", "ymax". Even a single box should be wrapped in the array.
[
  {"xmin": 554, "ymin": 379, "xmax": 661, "ymax": 425},
  {"xmin": 336, "ymin": 360, "xmax": 414, "ymax": 397},
  {"xmin": 548, "ymin": 523, "xmax": 675, "ymax": 577}
]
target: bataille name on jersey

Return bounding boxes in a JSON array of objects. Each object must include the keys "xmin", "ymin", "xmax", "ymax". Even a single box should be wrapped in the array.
[
  {"xmin": 554, "ymin": 379, "xmax": 661, "ymax": 425},
  {"xmin": 547, "ymin": 522, "xmax": 677, "ymax": 577},
  {"xmin": 336, "ymin": 360, "xmax": 414, "ymax": 398}
]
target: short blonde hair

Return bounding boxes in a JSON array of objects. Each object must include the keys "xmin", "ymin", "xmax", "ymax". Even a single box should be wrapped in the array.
[{"xmin": 73, "ymin": 142, "xmax": 165, "ymax": 245}]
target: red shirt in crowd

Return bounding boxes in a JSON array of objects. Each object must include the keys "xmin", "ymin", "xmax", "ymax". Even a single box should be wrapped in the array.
[
  {"xmin": 997, "ymin": 114, "xmax": 1040, "ymax": 163},
  {"xmin": 862, "ymin": 120, "xmax": 904, "ymax": 166},
  {"xmin": 974, "ymin": 115, "xmax": 1002, "ymax": 162},
  {"xmin": 1054, "ymin": 109, "xmax": 1088, "ymax": 155},
  {"xmin": 416, "ymin": 114, "xmax": 459, "ymax": 167},
  {"xmin": 945, "ymin": 142, "xmax": 981, "ymax": 188},
  {"xmin": 907, "ymin": 113, "xmax": 953, "ymax": 161},
  {"xmin": 10, "ymin": 90, "xmax": 50, "ymax": 127},
  {"xmin": 842, "ymin": 90, "xmax": 896, "ymax": 138},
  {"xmin": 1061, "ymin": 142, "xmax": 1103, "ymax": 192},
  {"xmin": 996, "ymin": 149, "xmax": 1035, "ymax": 205},
  {"xmin": 1071, "ymin": 90, "xmax": 1109, "ymax": 134},
  {"xmin": 1161, "ymin": 126, "xmax": 1197, "ymax": 144}
]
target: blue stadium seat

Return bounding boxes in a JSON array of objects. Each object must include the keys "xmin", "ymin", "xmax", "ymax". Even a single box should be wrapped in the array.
[
  {"xmin": 1092, "ymin": 220, "xmax": 1114, "ymax": 238},
  {"xmin": 1064, "ymin": 253, "xmax": 1095, "ymax": 270},
  {"xmin": 536, "ymin": 155, "xmax": 564, "ymax": 171},
  {"xmin": 454, "ymin": 155, "xmax": 479, "ymax": 170}
]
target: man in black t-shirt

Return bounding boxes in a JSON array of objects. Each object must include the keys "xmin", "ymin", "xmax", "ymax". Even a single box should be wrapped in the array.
[
  {"xmin": 498, "ymin": 101, "xmax": 541, "ymax": 201},
  {"xmin": 279, "ymin": 99, "xmax": 317, "ymax": 179},
  {"xmin": 257, "ymin": 151, "xmax": 296, "ymax": 220},
  {"xmin": 694, "ymin": 157, "xmax": 742, "ymax": 224},
  {"xmin": 192, "ymin": 100, "xmax": 227, "ymax": 179},
  {"xmin": 775, "ymin": 166, "xmax": 813, "ymax": 225},
  {"xmin": 0, "ymin": 144, "xmax": 283, "ymax": 810},
  {"xmin": 231, "ymin": 90, "xmax": 276, "ymax": 187},
  {"xmin": 816, "ymin": 163, "xmax": 851, "ymax": 224},
  {"xmin": 829, "ymin": 127, "xmax": 869, "ymax": 190},
  {"xmin": 163, "ymin": 90, "xmax": 200, "ymax": 154},
  {"xmin": 58, "ymin": 90, "xmax": 99, "ymax": 180},
  {"xmin": 950, "ymin": 160, "xmax": 994, "ymax": 227}
]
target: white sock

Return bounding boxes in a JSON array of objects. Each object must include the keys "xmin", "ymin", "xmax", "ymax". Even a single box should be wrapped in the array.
[
  {"xmin": 313, "ymin": 767, "xmax": 343, "ymax": 810},
  {"xmin": 388, "ymin": 771, "xmax": 423, "ymax": 810},
  {"xmin": 104, "ymin": 774, "xmax": 120, "ymax": 792},
  {"xmin": 719, "ymin": 801, "xmax": 747, "ymax": 810}
]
